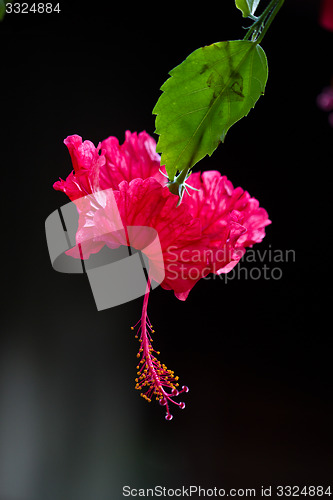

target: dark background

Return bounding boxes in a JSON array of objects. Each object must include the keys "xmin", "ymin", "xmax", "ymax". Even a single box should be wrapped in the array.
[{"xmin": 1, "ymin": 1, "xmax": 332, "ymax": 499}]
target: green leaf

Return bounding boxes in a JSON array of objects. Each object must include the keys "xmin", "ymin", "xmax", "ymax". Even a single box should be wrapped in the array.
[
  {"xmin": 0, "ymin": 0, "xmax": 5, "ymax": 20},
  {"xmin": 0, "ymin": 0, "xmax": 12, "ymax": 20},
  {"xmin": 235, "ymin": 0, "xmax": 260, "ymax": 18},
  {"xmin": 153, "ymin": 40, "xmax": 268, "ymax": 180}
]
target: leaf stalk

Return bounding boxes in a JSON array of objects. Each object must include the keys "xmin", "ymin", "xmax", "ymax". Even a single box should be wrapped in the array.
[{"xmin": 243, "ymin": 0, "xmax": 284, "ymax": 43}]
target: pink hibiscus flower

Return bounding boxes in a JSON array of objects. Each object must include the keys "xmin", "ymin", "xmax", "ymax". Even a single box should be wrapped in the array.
[
  {"xmin": 54, "ymin": 131, "xmax": 271, "ymax": 420},
  {"xmin": 319, "ymin": 0, "xmax": 333, "ymax": 31}
]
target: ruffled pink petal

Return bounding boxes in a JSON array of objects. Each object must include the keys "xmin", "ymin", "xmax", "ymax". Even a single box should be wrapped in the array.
[
  {"xmin": 112, "ymin": 179, "xmax": 211, "ymax": 296},
  {"xmin": 183, "ymin": 170, "xmax": 271, "ymax": 251},
  {"xmin": 64, "ymin": 135, "xmax": 104, "ymax": 175},
  {"xmin": 54, "ymin": 131, "xmax": 166, "ymax": 201},
  {"xmin": 236, "ymin": 200, "xmax": 271, "ymax": 247},
  {"xmin": 99, "ymin": 131, "xmax": 167, "ymax": 190},
  {"xmin": 65, "ymin": 189, "xmax": 127, "ymax": 259},
  {"xmin": 53, "ymin": 171, "xmax": 88, "ymax": 201},
  {"xmin": 53, "ymin": 135, "xmax": 106, "ymax": 201}
]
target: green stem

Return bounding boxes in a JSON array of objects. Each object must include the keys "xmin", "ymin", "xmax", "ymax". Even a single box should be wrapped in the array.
[
  {"xmin": 256, "ymin": 0, "xmax": 284, "ymax": 43},
  {"xmin": 243, "ymin": 0, "xmax": 273, "ymax": 41},
  {"xmin": 243, "ymin": 0, "xmax": 284, "ymax": 43}
]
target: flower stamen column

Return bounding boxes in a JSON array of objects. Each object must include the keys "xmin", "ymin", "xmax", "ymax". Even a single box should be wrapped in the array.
[{"xmin": 132, "ymin": 277, "xmax": 189, "ymax": 420}]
